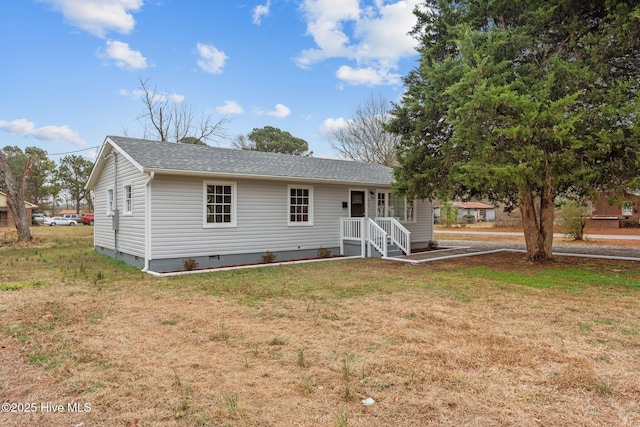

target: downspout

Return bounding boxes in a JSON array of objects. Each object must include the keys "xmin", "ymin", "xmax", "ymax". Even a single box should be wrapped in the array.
[
  {"xmin": 142, "ymin": 171, "xmax": 155, "ymax": 272},
  {"xmin": 113, "ymin": 152, "xmax": 119, "ymax": 259}
]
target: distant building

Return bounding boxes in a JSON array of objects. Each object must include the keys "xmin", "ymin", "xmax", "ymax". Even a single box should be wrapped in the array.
[
  {"xmin": 434, "ymin": 201, "xmax": 496, "ymax": 223},
  {"xmin": 452, "ymin": 202, "xmax": 496, "ymax": 222},
  {"xmin": 590, "ymin": 191, "xmax": 640, "ymax": 228},
  {"xmin": 0, "ymin": 192, "xmax": 38, "ymax": 227}
]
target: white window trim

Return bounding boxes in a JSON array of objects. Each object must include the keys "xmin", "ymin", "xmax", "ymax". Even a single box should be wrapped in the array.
[
  {"xmin": 376, "ymin": 190, "xmax": 386, "ymax": 218},
  {"xmin": 203, "ymin": 180, "xmax": 237, "ymax": 228},
  {"xmin": 287, "ymin": 184, "xmax": 314, "ymax": 226},
  {"xmin": 123, "ymin": 184, "xmax": 133, "ymax": 216},
  {"xmin": 376, "ymin": 189, "xmax": 417, "ymax": 223},
  {"xmin": 106, "ymin": 188, "xmax": 114, "ymax": 216}
]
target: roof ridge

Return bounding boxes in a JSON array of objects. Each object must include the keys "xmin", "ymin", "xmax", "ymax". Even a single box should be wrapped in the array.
[
  {"xmin": 103, "ymin": 136, "xmax": 394, "ymax": 185},
  {"xmin": 107, "ymin": 135, "xmax": 390, "ymax": 168}
]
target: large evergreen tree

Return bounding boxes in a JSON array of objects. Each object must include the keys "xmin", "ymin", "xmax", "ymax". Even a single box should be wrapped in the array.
[
  {"xmin": 24, "ymin": 147, "xmax": 57, "ymax": 206},
  {"xmin": 234, "ymin": 126, "xmax": 312, "ymax": 156},
  {"xmin": 389, "ymin": 0, "xmax": 640, "ymax": 261},
  {"xmin": 57, "ymin": 155, "xmax": 94, "ymax": 213}
]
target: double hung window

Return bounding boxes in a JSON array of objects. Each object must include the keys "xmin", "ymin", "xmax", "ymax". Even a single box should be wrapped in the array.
[
  {"xmin": 124, "ymin": 185, "xmax": 132, "ymax": 214},
  {"xmin": 204, "ymin": 181, "xmax": 236, "ymax": 227},
  {"xmin": 288, "ymin": 185, "xmax": 313, "ymax": 225}
]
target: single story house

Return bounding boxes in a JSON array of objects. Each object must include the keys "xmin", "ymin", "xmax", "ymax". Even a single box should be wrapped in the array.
[
  {"xmin": 86, "ymin": 136, "xmax": 434, "ymax": 272},
  {"xmin": 453, "ymin": 202, "xmax": 496, "ymax": 222},
  {"xmin": 0, "ymin": 191, "xmax": 38, "ymax": 227},
  {"xmin": 434, "ymin": 201, "xmax": 495, "ymax": 223}
]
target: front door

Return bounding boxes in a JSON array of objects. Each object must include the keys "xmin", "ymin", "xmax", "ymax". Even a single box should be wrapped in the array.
[{"xmin": 350, "ymin": 191, "xmax": 365, "ymax": 217}]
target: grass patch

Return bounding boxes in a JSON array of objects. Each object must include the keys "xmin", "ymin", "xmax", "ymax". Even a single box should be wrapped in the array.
[
  {"xmin": 269, "ymin": 336, "xmax": 287, "ymax": 346},
  {"xmin": 464, "ymin": 264, "xmax": 640, "ymax": 292},
  {"xmin": 1, "ymin": 226, "xmax": 640, "ymax": 426}
]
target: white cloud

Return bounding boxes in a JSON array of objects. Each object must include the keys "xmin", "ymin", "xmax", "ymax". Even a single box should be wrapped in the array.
[
  {"xmin": 118, "ymin": 88, "xmax": 144, "ymax": 99},
  {"xmin": 40, "ymin": 0, "xmax": 143, "ymax": 38},
  {"xmin": 319, "ymin": 117, "xmax": 349, "ymax": 137},
  {"xmin": 196, "ymin": 43, "xmax": 228, "ymax": 74},
  {"xmin": 297, "ymin": 0, "xmax": 360, "ymax": 68},
  {"xmin": 297, "ymin": 0, "xmax": 421, "ymax": 86},
  {"xmin": 102, "ymin": 40, "xmax": 147, "ymax": 70},
  {"xmin": 336, "ymin": 65, "xmax": 401, "ymax": 86},
  {"xmin": 216, "ymin": 100, "xmax": 244, "ymax": 115},
  {"xmin": 252, "ymin": 1, "xmax": 271, "ymax": 25},
  {"xmin": 0, "ymin": 119, "xmax": 86, "ymax": 146},
  {"xmin": 266, "ymin": 104, "xmax": 291, "ymax": 118},
  {"xmin": 118, "ymin": 88, "xmax": 184, "ymax": 103}
]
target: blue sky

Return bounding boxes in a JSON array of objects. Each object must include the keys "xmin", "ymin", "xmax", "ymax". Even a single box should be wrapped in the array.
[{"xmin": 0, "ymin": 0, "xmax": 422, "ymax": 162}]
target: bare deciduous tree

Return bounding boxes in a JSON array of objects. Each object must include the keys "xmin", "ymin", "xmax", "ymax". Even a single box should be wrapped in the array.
[
  {"xmin": 327, "ymin": 93, "xmax": 399, "ymax": 166},
  {"xmin": 0, "ymin": 149, "xmax": 33, "ymax": 243},
  {"xmin": 231, "ymin": 134, "xmax": 252, "ymax": 150},
  {"xmin": 137, "ymin": 77, "xmax": 230, "ymax": 144}
]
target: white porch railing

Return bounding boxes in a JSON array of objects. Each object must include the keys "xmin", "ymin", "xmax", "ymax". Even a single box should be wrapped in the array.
[
  {"xmin": 339, "ymin": 217, "xmax": 411, "ymax": 258},
  {"xmin": 367, "ymin": 218, "xmax": 388, "ymax": 257},
  {"xmin": 340, "ymin": 218, "xmax": 367, "ymax": 257},
  {"xmin": 374, "ymin": 217, "xmax": 411, "ymax": 256}
]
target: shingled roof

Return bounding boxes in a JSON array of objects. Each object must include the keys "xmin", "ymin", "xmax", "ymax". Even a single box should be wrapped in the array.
[{"xmin": 88, "ymin": 136, "xmax": 394, "ymax": 187}]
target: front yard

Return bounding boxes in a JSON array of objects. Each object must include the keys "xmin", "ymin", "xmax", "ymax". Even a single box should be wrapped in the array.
[{"xmin": 1, "ymin": 226, "xmax": 639, "ymax": 426}]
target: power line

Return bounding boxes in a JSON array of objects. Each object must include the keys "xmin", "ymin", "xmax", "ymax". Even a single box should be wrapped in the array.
[{"xmin": 47, "ymin": 146, "xmax": 100, "ymax": 156}]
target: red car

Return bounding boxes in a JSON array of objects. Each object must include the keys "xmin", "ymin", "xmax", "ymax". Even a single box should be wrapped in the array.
[{"xmin": 82, "ymin": 213, "xmax": 94, "ymax": 225}]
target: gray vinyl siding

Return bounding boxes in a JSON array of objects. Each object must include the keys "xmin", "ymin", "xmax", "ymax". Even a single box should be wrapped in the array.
[
  {"xmin": 93, "ymin": 155, "xmax": 115, "ymax": 251},
  {"xmin": 149, "ymin": 175, "xmax": 378, "ymax": 260},
  {"xmin": 405, "ymin": 199, "xmax": 434, "ymax": 247},
  {"xmin": 114, "ymin": 160, "xmax": 146, "ymax": 258},
  {"xmin": 93, "ymin": 152, "xmax": 146, "ymax": 258}
]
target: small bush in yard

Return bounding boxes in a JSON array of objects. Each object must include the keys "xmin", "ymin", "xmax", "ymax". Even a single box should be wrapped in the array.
[
  {"xmin": 262, "ymin": 251, "xmax": 277, "ymax": 263},
  {"xmin": 317, "ymin": 248, "xmax": 332, "ymax": 258},
  {"xmin": 559, "ymin": 200, "xmax": 591, "ymax": 240},
  {"xmin": 183, "ymin": 258, "xmax": 198, "ymax": 271}
]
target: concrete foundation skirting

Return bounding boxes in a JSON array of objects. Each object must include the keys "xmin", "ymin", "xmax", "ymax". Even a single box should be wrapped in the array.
[
  {"xmin": 95, "ymin": 246, "xmax": 145, "ymax": 269},
  {"xmin": 95, "ymin": 246, "xmax": 346, "ymax": 274},
  {"xmin": 147, "ymin": 255, "xmax": 362, "ymax": 277}
]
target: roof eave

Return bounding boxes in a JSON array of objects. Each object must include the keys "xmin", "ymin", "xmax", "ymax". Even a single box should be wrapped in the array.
[
  {"xmin": 86, "ymin": 137, "xmax": 145, "ymax": 190},
  {"xmin": 142, "ymin": 167, "xmax": 392, "ymax": 187}
]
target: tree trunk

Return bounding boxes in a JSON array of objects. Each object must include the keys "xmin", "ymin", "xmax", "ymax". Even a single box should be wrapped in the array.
[
  {"xmin": 518, "ymin": 179, "xmax": 556, "ymax": 262},
  {"xmin": 0, "ymin": 151, "xmax": 33, "ymax": 243}
]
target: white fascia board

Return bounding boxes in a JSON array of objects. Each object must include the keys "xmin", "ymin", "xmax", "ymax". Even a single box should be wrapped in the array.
[
  {"xmin": 141, "ymin": 167, "xmax": 393, "ymax": 187},
  {"xmin": 85, "ymin": 137, "xmax": 146, "ymax": 190}
]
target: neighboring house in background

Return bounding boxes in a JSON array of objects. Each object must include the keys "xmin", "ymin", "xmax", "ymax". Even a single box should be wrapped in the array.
[
  {"xmin": 590, "ymin": 191, "xmax": 640, "ymax": 228},
  {"xmin": 452, "ymin": 202, "xmax": 496, "ymax": 222},
  {"xmin": 434, "ymin": 201, "xmax": 496, "ymax": 223},
  {"xmin": 86, "ymin": 136, "xmax": 434, "ymax": 273},
  {"xmin": 0, "ymin": 191, "xmax": 38, "ymax": 227}
]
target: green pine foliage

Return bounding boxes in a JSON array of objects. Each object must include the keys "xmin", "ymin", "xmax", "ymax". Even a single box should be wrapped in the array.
[{"xmin": 388, "ymin": 0, "xmax": 640, "ymax": 261}]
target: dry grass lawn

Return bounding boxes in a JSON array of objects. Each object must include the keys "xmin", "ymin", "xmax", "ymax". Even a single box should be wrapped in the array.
[{"xmin": 1, "ymin": 226, "xmax": 639, "ymax": 426}]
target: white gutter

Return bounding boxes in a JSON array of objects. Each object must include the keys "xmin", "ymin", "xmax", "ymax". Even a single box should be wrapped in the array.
[
  {"xmin": 140, "ymin": 167, "xmax": 391, "ymax": 187},
  {"xmin": 142, "ymin": 171, "xmax": 155, "ymax": 272}
]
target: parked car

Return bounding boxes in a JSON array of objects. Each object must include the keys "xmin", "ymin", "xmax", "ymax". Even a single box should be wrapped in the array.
[
  {"xmin": 32, "ymin": 213, "xmax": 45, "ymax": 225},
  {"xmin": 43, "ymin": 216, "xmax": 77, "ymax": 226},
  {"xmin": 63, "ymin": 213, "xmax": 84, "ymax": 223},
  {"xmin": 82, "ymin": 213, "xmax": 94, "ymax": 225}
]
